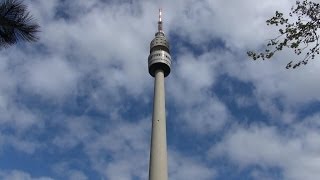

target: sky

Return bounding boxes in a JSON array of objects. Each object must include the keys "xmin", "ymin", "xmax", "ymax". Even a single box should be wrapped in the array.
[{"xmin": 1, "ymin": 0, "xmax": 320, "ymax": 179}]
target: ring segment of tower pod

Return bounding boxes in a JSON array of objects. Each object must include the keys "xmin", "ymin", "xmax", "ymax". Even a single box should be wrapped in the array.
[{"xmin": 148, "ymin": 8, "xmax": 172, "ymax": 77}]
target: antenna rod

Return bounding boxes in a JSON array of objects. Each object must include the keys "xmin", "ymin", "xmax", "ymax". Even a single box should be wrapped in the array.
[{"xmin": 158, "ymin": 8, "xmax": 163, "ymax": 32}]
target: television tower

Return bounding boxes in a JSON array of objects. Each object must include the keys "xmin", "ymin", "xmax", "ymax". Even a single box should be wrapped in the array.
[{"xmin": 148, "ymin": 9, "xmax": 171, "ymax": 180}]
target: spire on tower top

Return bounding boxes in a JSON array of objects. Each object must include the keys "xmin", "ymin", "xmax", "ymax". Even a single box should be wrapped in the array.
[
  {"xmin": 158, "ymin": 8, "xmax": 163, "ymax": 32},
  {"xmin": 159, "ymin": 8, "xmax": 162, "ymax": 22}
]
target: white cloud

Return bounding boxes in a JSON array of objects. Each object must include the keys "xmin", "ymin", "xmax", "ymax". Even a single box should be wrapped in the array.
[
  {"xmin": 175, "ymin": 53, "xmax": 217, "ymax": 90},
  {"xmin": 177, "ymin": 98, "xmax": 229, "ymax": 134},
  {"xmin": 84, "ymin": 118, "xmax": 150, "ymax": 179},
  {"xmin": 169, "ymin": 151, "xmax": 216, "ymax": 180},
  {"xmin": 68, "ymin": 170, "xmax": 87, "ymax": 180},
  {"xmin": 0, "ymin": 132, "xmax": 40, "ymax": 154},
  {"xmin": 210, "ymin": 119, "xmax": 320, "ymax": 180},
  {"xmin": 51, "ymin": 114, "xmax": 217, "ymax": 180},
  {"xmin": 221, "ymin": 50, "xmax": 320, "ymax": 123},
  {"xmin": 167, "ymin": 51, "xmax": 230, "ymax": 133},
  {"xmin": 0, "ymin": 170, "xmax": 53, "ymax": 180},
  {"xmin": 52, "ymin": 162, "xmax": 88, "ymax": 180},
  {"xmin": 52, "ymin": 116, "xmax": 94, "ymax": 149},
  {"xmin": 1, "ymin": 0, "xmax": 320, "ymax": 179},
  {"xmin": 205, "ymin": 0, "xmax": 292, "ymax": 49},
  {"xmin": 24, "ymin": 56, "xmax": 79, "ymax": 98}
]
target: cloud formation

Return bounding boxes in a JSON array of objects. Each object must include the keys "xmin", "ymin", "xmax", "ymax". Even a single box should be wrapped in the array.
[{"xmin": 0, "ymin": 0, "xmax": 319, "ymax": 179}]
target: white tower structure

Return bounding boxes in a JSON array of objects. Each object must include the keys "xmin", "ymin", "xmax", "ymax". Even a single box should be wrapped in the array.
[{"xmin": 148, "ymin": 9, "xmax": 171, "ymax": 180}]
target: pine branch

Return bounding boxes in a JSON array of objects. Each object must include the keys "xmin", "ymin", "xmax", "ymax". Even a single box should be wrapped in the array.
[{"xmin": 0, "ymin": 0, "xmax": 40, "ymax": 47}]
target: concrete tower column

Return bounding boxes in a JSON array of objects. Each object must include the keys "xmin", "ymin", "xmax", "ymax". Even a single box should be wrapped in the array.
[
  {"xmin": 148, "ymin": 9, "xmax": 171, "ymax": 180},
  {"xmin": 149, "ymin": 69, "xmax": 168, "ymax": 180}
]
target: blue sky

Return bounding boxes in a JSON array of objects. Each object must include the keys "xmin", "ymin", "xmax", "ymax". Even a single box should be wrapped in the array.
[{"xmin": 1, "ymin": 0, "xmax": 320, "ymax": 179}]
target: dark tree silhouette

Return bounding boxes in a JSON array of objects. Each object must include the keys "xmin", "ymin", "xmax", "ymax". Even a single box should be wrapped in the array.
[
  {"xmin": 0, "ymin": 0, "xmax": 40, "ymax": 47},
  {"xmin": 248, "ymin": 0, "xmax": 320, "ymax": 69}
]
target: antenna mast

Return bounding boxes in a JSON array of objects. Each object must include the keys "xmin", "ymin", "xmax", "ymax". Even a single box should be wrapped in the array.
[{"xmin": 158, "ymin": 8, "xmax": 163, "ymax": 32}]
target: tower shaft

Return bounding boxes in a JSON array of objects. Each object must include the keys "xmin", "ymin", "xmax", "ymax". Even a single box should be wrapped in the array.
[
  {"xmin": 149, "ymin": 69, "xmax": 168, "ymax": 180},
  {"xmin": 148, "ymin": 9, "xmax": 171, "ymax": 180}
]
